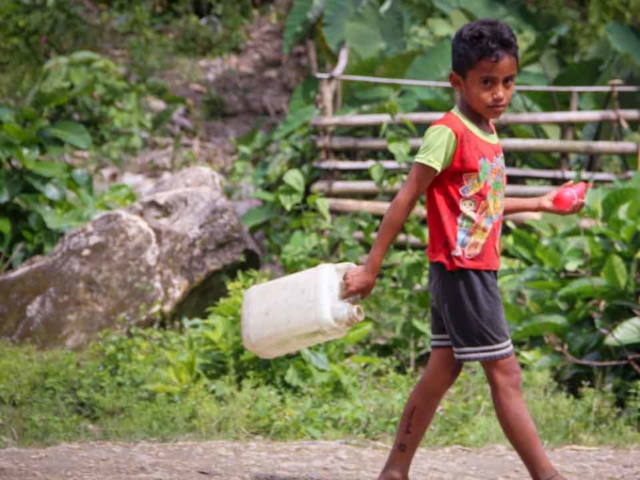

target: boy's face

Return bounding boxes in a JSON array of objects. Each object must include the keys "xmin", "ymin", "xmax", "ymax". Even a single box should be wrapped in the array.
[{"xmin": 450, "ymin": 54, "xmax": 518, "ymax": 120}]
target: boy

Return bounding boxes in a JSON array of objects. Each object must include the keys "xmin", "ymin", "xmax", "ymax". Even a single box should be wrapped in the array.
[{"xmin": 343, "ymin": 19, "xmax": 583, "ymax": 480}]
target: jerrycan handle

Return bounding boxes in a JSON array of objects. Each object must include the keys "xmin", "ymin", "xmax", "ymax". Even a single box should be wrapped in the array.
[
  {"xmin": 336, "ymin": 263, "xmax": 362, "ymax": 304},
  {"xmin": 334, "ymin": 264, "xmax": 366, "ymax": 327}
]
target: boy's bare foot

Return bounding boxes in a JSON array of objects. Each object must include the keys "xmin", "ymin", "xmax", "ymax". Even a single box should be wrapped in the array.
[
  {"xmin": 543, "ymin": 472, "xmax": 566, "ymax": 480},
  {"xmin": 377, "ymin": 470, "xmax": 408, "ymax": 480}
]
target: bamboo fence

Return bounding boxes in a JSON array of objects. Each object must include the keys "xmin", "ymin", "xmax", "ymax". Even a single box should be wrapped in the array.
[{"xmin": 307, "ymin": 45, "xmax": 639, "ymax": 239}]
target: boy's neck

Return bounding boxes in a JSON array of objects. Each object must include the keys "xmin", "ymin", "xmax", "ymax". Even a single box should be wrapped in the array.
[{"xmin": 456, "ymin": 100, "xmax": 493, "ymax": 134}]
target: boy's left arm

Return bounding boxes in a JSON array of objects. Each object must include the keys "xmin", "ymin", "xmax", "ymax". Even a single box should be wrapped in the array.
[{"xmin": 503, "ymin": 181, "xmax": 585, "ymax": 216}]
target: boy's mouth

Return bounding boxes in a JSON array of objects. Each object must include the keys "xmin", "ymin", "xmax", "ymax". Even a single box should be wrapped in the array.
[{"xmin": 488, "ymin": 104, "xmax": 507, "ymax": 111}]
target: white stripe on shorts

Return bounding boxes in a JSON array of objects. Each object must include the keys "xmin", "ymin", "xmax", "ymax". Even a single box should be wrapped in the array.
[
  {"xmin": 431, "ymin": 334, "xmax": 450, "ymax": 340},
  {"xmin": 454, "ymin": 343, "xmax": 514, "ymax": 361},
  {"xmin": 452, "ymin": 338, "xmax": 512, "ymax": 353}
]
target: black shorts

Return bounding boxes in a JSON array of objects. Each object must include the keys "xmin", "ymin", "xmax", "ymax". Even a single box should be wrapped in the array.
[{"xmin": 429, "ymin": 262, "xmax": 514, "ymax": 363}]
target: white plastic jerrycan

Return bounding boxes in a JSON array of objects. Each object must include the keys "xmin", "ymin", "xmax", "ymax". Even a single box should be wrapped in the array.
[{"xmin": 241, "ymin": 263, "xmax": 366, "ymax": 359}]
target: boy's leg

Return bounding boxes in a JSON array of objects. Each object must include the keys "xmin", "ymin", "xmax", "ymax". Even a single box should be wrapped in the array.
[
  {"xmin": 378, "ymin": 347, "xmax": 463, "ymax": 480},
  {"xmin": 481, "ymin": 354, "xmax": 563, "ymax": 480}
]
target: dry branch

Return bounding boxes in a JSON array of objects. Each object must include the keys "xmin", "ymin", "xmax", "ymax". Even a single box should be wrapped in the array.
[{"xmin": 545, "ymin": 336, "xmax": 640, "ymax": 374}]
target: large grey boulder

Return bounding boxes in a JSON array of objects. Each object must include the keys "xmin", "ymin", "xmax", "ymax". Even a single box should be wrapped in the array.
[{"xmin": 0, "ymin": 167, "xmax": 260, "ymax": 350}]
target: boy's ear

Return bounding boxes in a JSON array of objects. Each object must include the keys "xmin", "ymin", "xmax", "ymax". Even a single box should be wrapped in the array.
[{"xmin": 449, "ymin": 71, "xmax": 463, "ymax": 92}]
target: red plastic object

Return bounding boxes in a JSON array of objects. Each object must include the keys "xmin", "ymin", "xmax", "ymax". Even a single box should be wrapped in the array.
[{"xmin": 552, "ymin": 182, "xmax": 588, "ymax": 211}]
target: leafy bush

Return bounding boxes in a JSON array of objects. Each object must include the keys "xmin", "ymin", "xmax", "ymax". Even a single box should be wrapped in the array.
[
  {"xmin": 145, "ymin": 270, "xmax": 380, "ymax": 396},
  {"xmin": 28, "ymin": 51, "xmax": 182, "ymax": 164},
  {"xmin": 1, "ymin": 326, "xmax": 638, "ymax": 447},
  {"xmin": 500, "ymin": 175, "xmax": 640, "ymax": 400},
  {"xmin": 282, "ymin": 0, "xmax": 640, "ymax": 164},
  {"xmin": 236, "ymin": 69, "xmax": 639, "ymax": 407},
  {"xmin": 0, "ymin": 49, "xmax": 197, "ymax": 269},
  {"xmin": 0, "ymin": 104, "xmax": 135, "ymax": 270},
  {"xmin": 0, "ymin": 0, "xmax": 98, "ymax": 99},
  {"xmin": 0, "ymin": 0, "xmax": 260, "ymax": 100}
]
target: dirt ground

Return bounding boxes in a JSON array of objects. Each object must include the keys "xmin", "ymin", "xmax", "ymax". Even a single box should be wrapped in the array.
[{"xmin": 1, "ymin": 440, "xmax": 639, "ymax": 480}]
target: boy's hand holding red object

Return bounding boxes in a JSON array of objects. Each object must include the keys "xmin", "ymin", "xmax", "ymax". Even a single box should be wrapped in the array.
[{"xmin": 538, "ymin": 180, "xmax": 588, "ymax": 216}]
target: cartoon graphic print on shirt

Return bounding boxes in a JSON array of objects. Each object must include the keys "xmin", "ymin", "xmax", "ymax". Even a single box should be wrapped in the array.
[{"xmin": 451, "ymin": 154, "xmax": 505, "ymax": 259}]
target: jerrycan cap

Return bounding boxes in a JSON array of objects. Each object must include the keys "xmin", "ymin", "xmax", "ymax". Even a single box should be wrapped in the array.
[{"xmin": 333, "ymin": 302, "xmax": 366, "ymax": 327}]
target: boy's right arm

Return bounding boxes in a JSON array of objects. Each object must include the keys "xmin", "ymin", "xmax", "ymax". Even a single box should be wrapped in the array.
[{"xmin": 343, "ymin": 163, "xmax": 438, "ymax": 299}]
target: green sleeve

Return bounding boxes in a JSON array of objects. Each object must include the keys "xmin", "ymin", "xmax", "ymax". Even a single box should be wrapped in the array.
[{"xmin": 413, "ymin": 125, "xmax": 457, "ymax": 173}]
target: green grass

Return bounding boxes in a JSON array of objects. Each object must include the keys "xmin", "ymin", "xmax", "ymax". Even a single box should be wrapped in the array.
[{"xmin": 0, "ymin": 339, "xmax": 638, "ymax": 448}]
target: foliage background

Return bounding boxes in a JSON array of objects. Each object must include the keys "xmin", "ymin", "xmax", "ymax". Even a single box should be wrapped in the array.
[{"xmin": 0, "ymin": 0, "xmax": 639, "ymax": 447}]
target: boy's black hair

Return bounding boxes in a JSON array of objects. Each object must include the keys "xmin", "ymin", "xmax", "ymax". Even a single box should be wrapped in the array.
[{"xmin": 452, "ymin": 19, "xmax": 519, "ymax": 77}]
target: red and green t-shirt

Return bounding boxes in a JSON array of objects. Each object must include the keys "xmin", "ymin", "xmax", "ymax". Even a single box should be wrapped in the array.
[{"xmin": 414, "ymin": 107, "xmax": 506, "ymax": 271}]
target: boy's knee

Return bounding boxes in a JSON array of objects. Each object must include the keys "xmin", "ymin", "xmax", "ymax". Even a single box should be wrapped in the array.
[
  {"xmin": 440, "ymin": 362, "xmax": 464, "ymax": 393},
  {"xmin": 482, "ymin": 356, "xmax": 522, "ymax": 392},
  {"xmin": 419, "ymin": 359, "xmax": 463, "ymax": 396},
  {"xmin": 450, "ymin": 363, "xmax": 464, "ymax": 384}
]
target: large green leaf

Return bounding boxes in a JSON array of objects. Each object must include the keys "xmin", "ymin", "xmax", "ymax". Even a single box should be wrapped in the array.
[
  {"xmin": 2, "ymin": 123, "xmax": 30, "ymax": 144},
  {"xmin": 512, "ymin": 314, "xmax": 569, "ymax": 340},
  {"xmin": 605, "ymin": 22, "xmax": 640, "ymax": 65},
  {"xmin": 301, "ymin": 348, "xmax": 330, "ymax": 371},
  {"xmin": 242, "ymin": 204, "xmax": 278, "ymax": 229},
  {"xmin": 369, "ymin": 163, "xmax": 385, "ymax": 186},
  {"xmin": 379, "ymin": 0, "xmax": 406, "ymax": 56},
  {"xmin": 433, "ymin": 0, "xmax": 508, "ymax": 18},
  {"xmin": 44, "ymin": 121, "xmax": 93, "ymax": 150},
  {"xmin": 323, "ymin": 0, "xmax": 361, "ymax": 53},
  {"xmin": 28, "ymin": 203, "xmax": 88, "ymax": 231},
  {"xmin": 602, "ymin": 254, "xmax": 628, "ymax": 291},
  {"xmin": 271, "ymin": 105, "xmax": 317, "ymax": 140},
  {"xmin": 71, "ymin": 168, "xmax": 92, "ymax": 191},
  {"xmin": 284, "ymin": 363, "xmax": 305, "ymax": 387},
  {"xmin": 278, "ymin": 187, "xmax": 304, "ymax": 211},
  {"xmin": 604, "ymin": 317, "xmax": 640, "ymax": 346},
  {"xmin": 342, "ymin": 320, "xmax": 373, "ymax": 346},
  {"xmin": 620, "ymin": 198, "xmax": 640, "ymax": 223},
  {"xmin": 283, "ymin": 0, "xmax": 325, "ymax": 54},
  {"xmin": 353, "ymin": 85, "xmax": 396, "ymax": 102},
  {"xmin": 0, "ymin": 217, "xmax": 11, "ymax": 237},
  {"xmin": 558, "ymin": 277, "xmax": 609, "ymax": 299},
  {"xmin": 0, "ymin": 170, "xmax": 24, "ymax": 204},
  {"xmin": 405, "ymin": 40, "xmax": 451, "ymax": 82},
  {"xmin": 283, "ymin": 168, "xmax": 306, "ymax": 193},
  {"xmin": 388, "ymin": 138, "xmax": 411, "ymax": 163},
  {"xmin": 0, "ymin": 216, "xmax": 10, "ymax": 253},
  {"xmin": 535, "ymin": 243, "xmax": 562, "ymax": 270},
  {"xmin": 0, "ymin": 171, "xmax": 9, "ymax": 204},
  {"xmin": 602, "ymin": 187, "xmax": 638, "ymax": 220},
  {"xmin": 288, "ymin": 77, "xmax": 319, "ymax": 114},
  {"xmin": 0, "ymin": 107, "xmax": 15, "ymax": 123},
  {"xmin": 345, "ymin": 2, "xmax": 385, "ymax": 60},
  {"xmin": 22, "ymin": 158, "xmax": 69, "ymax": 179},
  {"xmin": 69, "ymin": 50, "xmax": 102, "ymax": 63},
  {"xmin": 507, "ymin": 229, "xmax": 539, "ymax": 263},
  {"xmin": 427, "ymin": 17, "xmax": 457, "ymax": 38},
  {"xmin": 374, "ymin": 51, "xmax": 419, "ymax": 79}
]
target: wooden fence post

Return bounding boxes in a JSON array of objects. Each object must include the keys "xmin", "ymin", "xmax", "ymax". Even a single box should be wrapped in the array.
[
  {"xmin": 561, "ymin": 90, "xmax": 579, "ymax": 169},
  {"xmin": 318, "ymin": 45, "xmax": 350, "ymax": 160}
]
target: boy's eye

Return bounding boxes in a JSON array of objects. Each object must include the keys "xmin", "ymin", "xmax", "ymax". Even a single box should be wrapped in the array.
[{"xmin": 482, "ymin": 78, "xmax": 492, "ymax": 86}]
